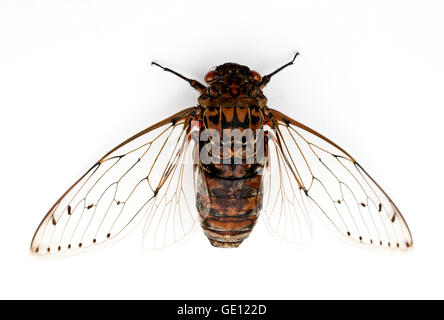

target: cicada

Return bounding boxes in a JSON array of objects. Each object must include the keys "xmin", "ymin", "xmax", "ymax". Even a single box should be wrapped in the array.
[{"xmin": 30, "ymin": 53, "xmax": 413, "ymax": 256}]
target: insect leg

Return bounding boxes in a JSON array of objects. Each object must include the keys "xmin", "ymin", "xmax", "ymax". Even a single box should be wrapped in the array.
[
  {"xmin": 151, "ymin": 61, "xmax": 207, "ymax": 93},
  {"xmin": 259, "ymin": 52, "xmax": 300, "ymax": 89}
]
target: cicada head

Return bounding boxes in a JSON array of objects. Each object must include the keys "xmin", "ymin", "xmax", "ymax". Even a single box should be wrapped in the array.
[
  {"xmin": 199, "ymin": 63, "xmax": 267, "ymax": 108},
  {"xmin": 204, "ymin": 63, "xmax": 262, "ymax": 85}
]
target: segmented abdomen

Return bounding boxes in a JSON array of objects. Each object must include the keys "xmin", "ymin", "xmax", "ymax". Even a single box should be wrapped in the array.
[{"xmin": 196, "ymin": 165, "xmax": 264, "ymax": 247}]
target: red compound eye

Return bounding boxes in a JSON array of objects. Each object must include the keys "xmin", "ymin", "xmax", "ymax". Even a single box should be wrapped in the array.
[
  {"xmin": 204, "ymin": 70, "xmax": 218, "ymax": 83},
  {"xmin": 249, "ymin": 70, "xmax": 261, "ymax": 82}
]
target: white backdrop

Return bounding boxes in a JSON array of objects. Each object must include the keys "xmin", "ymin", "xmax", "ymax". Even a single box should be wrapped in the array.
[{"xmin": 1, "ymin": 0, "xmax": 443, "ymax": 299}]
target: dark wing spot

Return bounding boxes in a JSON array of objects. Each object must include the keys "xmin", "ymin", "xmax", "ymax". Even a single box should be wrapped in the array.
[
  {"xmin": 47, "ymin": 248, "xmax": 50, "ymax": 253},
  {"xmin": 360, "ymin": 203, "xmax": 366, "ymax": 207},
  {"xmin": 78, "ymin": 243, "xmax": 82, "ymax": 248},
  {"xmin": 378, "ymin": 203, "xmax": 382, "ymax": 212},
  {"xmin": 370, "ymin": 239, "xmax": 373, "ymax": 244},
  {"xmin": 347, "ymin": 231, "xmax": 351, "ymax": 237},
  {"xmin": 359, "ymin": 236, "xmax": 363, "ymax": 241},
  {"xmin": 52, "ymin": 216, "xmax": 56, "ymax": 225},
  {"xmin": 68, "ymin": 205, "xmax": 72, "ymax": 215},
  {"xmin": 68, "ymin": 244, "xmax": 71, "ymax": 249},
  {"xmin": 87, "ymin": 204, "xmax": 94, "ymax": 210},
  {"xmin": 107, "ymin": 233, "xmax": 111, "ymax": 238},
  {"xmin": 93, "ymin": 239, "xmax": 97, "ymax": 244},
  {"xmin": 58, "ymin": 246, "xmax": 61, "ymax": 251},
  {"xmin": 391, "ymin": 215, "xmax": 396, "ymax": 223}
]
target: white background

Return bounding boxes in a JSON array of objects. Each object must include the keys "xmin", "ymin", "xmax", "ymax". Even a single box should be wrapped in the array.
[{"xmin": 1, "ymin": 0, "xmax": 443, "ymax": 299}]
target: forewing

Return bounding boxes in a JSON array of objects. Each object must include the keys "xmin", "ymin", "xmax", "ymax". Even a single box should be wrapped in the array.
[
  {"xmin": 142, "ymin": 135, "xmax": 199, "ymax": 251},
  {"xmin": 261, "ymin": 126, "xmax": 312, "ymax": 246},
  {"xmin": 267, "ymin": 108, "xmax": 413, "ymax": 250},
  {"xmin": 31, "ymin": 107, "xmax": 198, "ymax": 256}
]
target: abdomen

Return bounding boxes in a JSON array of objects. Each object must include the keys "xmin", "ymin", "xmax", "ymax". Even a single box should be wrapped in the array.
[{"xmin": 195, "ymin": 106, "xmax": 266, "ymax": 248}]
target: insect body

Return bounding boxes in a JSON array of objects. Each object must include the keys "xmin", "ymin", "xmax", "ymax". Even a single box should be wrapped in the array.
[
  {"xmin": 195, "ymin": 63, "xmax": 269, "ymax": 247},
  {"xmin": 31, "ymin": 53, "xmax": 413, "ymax": 256}
]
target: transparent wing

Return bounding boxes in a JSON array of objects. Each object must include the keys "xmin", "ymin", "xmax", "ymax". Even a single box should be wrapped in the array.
[
  {"xmin": 142, "ymin": 136, "xmax": 199, "ymax": 251},
  {"xmin": 30, "ymin": 107, "xmax": 198, "ymax": 256},
  {"xmin": 261, "ymin": 127, "xmax": 312, "ymax": 246},
  {"xmin": 267, "ymin": 108, "xmax": 413, "ymax": 250}
]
